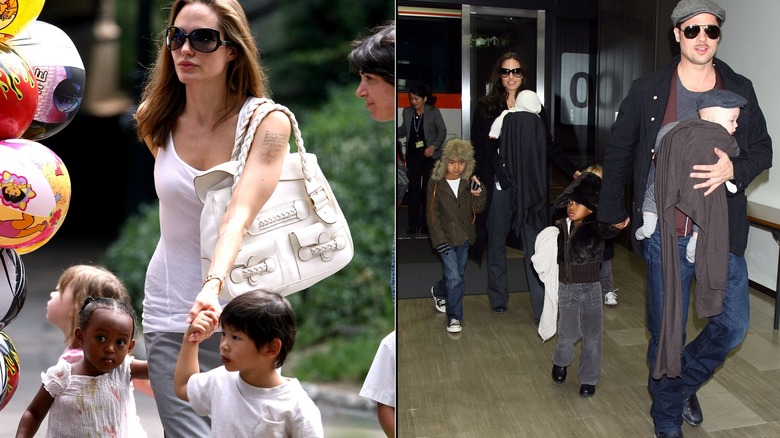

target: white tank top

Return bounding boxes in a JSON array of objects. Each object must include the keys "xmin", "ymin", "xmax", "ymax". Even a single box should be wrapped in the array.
[
  {"xmin": 142, "ymin": 134, "xmax": 208, "ymax": 333},
  {"xmin": 143, "ymin": 97, "xmax": 254, "ymax": 333}
]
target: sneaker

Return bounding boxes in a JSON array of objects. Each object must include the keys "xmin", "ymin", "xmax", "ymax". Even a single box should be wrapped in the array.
[
  {"xmin": 447, "ymin": 319, "xmax": 462, "ymax": 333},
  {"xmin": 431, "ymin": 286, "xmax": 446, "ymax": 313},
  {"xmin": 604, "ymin": 289, "xmax": 618, "ymax": 306}
]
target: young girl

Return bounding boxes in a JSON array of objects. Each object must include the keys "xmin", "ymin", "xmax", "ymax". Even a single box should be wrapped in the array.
[
  {"xmin": 549, "ymin": 172, "xmax": 620, "ymax": 397},
  {"xmin": 46, "ymin": 265, "xmax": 133, "ymax": 361},
  {"xmin": 16, "ymin": 297, "xmax": 150, "ymax": 438},
  {"xmin": 45, "ymin": 265, "xmax": 152, "ymax": 420}
]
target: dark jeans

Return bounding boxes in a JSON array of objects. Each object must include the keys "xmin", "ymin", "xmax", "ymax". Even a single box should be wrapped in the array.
[
  {"xmin": 643, "ymin": 229, "xmax": 750, "ymax": 433},
  {"xmin": 432, "ymin": 242, "xmax": 470, "ymax": 321},
  {"xmin": 485, "ymin": 189, "xmax": 545, "ymax": 318},
  {"xmin": 406, "ymin": 150, "xmax": 434, "ymax": 230},
  {"xmin": 553, "ymin": 281, "xmax": 603, "ymax": 385}
]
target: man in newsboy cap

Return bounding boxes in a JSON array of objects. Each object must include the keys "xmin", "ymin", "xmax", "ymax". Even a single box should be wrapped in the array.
[
  {"xmin": 598, "ymin": 0, "xmax": 773, "ymax": 436},
  {"xmin": 670, "ymin": 0, "xmax": 725, "ymax": 26}
]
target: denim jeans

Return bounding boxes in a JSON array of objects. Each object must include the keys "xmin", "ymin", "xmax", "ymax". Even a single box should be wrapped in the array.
[
  {"xmin": 432, "ymin": 242, "xmax": 470, "ymax": 321},
  {"xmin": 553, "ymin": 282, "xmax": 603, "ymax": 385},
  {"xmin": 643, "ymin": 228, "xmax": 750, "ymax": 433}
]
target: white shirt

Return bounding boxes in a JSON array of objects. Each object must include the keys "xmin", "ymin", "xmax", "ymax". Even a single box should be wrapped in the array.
[
  {"xmin": 187, "ymin": 367, "xmax": 324, "ymax": 437},
  {"xmin": 42, "ymin": 356, "xmax": 144, "ymax": 438},
  {"xmin": 359, "ymin": 331, "xmax": 396, "ymax": 407},
  {"xmin": 142, "ymin": 134, "xmax": 207, "ymax": 333}
]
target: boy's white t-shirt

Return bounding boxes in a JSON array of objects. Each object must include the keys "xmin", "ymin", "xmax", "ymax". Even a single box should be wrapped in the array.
[
  {"xmin": 446, "ymin": 178, "xmax": 461, "ymax": 198},
  {"xmin": 359, "ymin": 331, "xmax": 396, "ymax": 407},
  {"xmin": 187, "ymin": 367, "xmax": 323, "ymax": 437}
]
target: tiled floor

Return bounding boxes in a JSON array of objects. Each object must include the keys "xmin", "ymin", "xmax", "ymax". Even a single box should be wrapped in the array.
[{"xmin": 397, "ymin": 241, "xmax": 780, "ymax": 437}]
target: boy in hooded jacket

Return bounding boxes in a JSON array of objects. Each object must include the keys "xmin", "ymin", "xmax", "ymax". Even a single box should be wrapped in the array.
[
  {"xmin": 549, "ymin": 171, "xmax": 621, "ymax": 397},
  {"xmin": 427, "ymin": 138, "xmax": 487, "ymax": 333}
]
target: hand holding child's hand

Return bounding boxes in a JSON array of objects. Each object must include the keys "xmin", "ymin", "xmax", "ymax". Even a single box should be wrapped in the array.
[
  {"xmin": 186, "ymin": 310, "xmax": 219, "ymax": 343},
  {"xmin": 187, "ymin": 287, "xmax": 223, "ymax": 324}
]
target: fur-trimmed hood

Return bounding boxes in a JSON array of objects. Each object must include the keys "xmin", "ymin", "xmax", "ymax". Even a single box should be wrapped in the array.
[{"xmin": 431, "ymin": 138, "xmax": 476, "ymax": 181}]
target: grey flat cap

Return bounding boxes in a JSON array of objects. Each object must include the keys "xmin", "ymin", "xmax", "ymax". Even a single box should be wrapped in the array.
[
  {"xmin": 671, "ymin": 0, "xmax": 726, "ymax": 26},
  {"xmin": 696, "ymin": 89, "xmax": 747, "ymax": 110}
]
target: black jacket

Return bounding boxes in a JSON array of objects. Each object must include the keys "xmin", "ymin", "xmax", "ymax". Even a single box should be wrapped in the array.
[
  {"xmin": 553, "ymin": 174, "xmax": 620, "ymax": 284},
  {"xmin": 598, "ymin": 56, "xmax": 773, "ymax": 257}
]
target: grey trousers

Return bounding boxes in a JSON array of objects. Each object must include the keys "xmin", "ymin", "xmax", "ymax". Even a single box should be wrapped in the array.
[
  {"xmin": 553, "ymin": 281, "xmax": 603, "ymax": 385},
  {"xmin": 145, "ymin": 331, "xmax": 222, "ymax": 437},
  {"xmin": 600, "ymin": 259, "xmax": 614, "ymax": 293},
  {"xmin": 486, "ymin": 189, "xmax": 545, "ymax": 319}
]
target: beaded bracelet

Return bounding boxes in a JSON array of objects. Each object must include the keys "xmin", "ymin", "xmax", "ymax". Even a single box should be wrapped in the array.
[{"xmin": 202, "ymin": 274, "xmax": 225, "ymax": 295}]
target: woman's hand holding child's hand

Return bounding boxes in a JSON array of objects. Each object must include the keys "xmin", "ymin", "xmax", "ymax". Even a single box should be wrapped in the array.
[
  {"xmin": 186, "ymin": 310, "xmax": 219, "ymax": 343},
  {"xmin": 187, "ymin": 286, "xmax": 223, "ymax": 324}
]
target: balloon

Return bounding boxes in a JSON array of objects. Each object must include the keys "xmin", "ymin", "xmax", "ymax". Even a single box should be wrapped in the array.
[
  {"xmin": 0, "ymin": 248, "xmax": 25, "ymax": 330},
  {"xmin": 0, "ymin": 43, "xmax": 37, "ymax": 139},
  {"xmin": 0, "ymin": 0, "xmax": 45, "ymax": 42},
  {"xmin": 0, "ymin": 330, "xmax": 20, "ymax": 411},
  {"xmin": 8, "ymin": 20, "xmax": 86, "ymax": 140},
  {"xmin": 0, "ymin": 140, "xmax": 71, "ymax": 253}
]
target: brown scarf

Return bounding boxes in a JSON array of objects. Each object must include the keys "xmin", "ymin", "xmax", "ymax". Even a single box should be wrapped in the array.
[{"xmin": 660, "ymin": 65, "xmax": 724, "ymax": 236}]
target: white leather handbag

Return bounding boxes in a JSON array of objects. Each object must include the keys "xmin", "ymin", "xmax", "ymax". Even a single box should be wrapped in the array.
[{"xmin": 195, "ymin": 98, "xmax": 353, "ymax": 299}]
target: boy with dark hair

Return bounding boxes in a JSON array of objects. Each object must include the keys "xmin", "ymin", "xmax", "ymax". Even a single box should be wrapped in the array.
[
  {"xmin": 174, "ymin": 291, "xmax": 323, "ymax": 437},
  {"xmin": 427, "ymin": 138, "xmax": 487, "ymax": 333}
]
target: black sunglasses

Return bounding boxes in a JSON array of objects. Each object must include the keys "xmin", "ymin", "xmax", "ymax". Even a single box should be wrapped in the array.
[
  {"xmin": 165, "ymin": 27, "xmax": 234, "ymax": 53},
  {"xmin": 499, "ymin": 67, "xmax": 525, "ymax": 78},
  {"xmin": 681, "ymin": 24, "xmax": 720, "ymax": 40}
]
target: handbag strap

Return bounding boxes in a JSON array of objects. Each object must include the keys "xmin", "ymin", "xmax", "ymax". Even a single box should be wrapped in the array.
[{"xmin": 231, "ymin": 97, "xmax": 311, "ymax": 191}]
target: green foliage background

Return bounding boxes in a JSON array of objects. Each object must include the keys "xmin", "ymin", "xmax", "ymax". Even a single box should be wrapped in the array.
[{"xmin": 116, "ymin": 0, "xmax": 394, "ymax": 109}]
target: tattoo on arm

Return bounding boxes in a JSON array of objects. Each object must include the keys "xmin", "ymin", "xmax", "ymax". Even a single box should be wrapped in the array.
[{"xmin": 260, "ymin": 131, "xmax": 288, "ymax": 161}]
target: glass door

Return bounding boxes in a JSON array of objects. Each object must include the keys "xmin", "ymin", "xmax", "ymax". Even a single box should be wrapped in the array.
[{"xmin": 461, "ymin": 6, "xmax": 545, "ymax": 141}]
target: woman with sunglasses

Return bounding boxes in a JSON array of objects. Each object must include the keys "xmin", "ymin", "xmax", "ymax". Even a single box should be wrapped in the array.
[
  {"xmin": 134, "ymin": 0, "xmax": 290, "ymax": 435},
  {"xmin": 599, "ymin": 1, "xmax": 772, "ymax": 436},
  {"xmin": 471, "ymin": 52, "xmax": 578, "ymax": 321}
]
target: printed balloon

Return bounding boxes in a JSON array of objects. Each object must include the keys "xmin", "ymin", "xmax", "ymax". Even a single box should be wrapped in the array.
[
  {"xmin": 0, "ymin": 0, "xmax": 45, "ymax": 42},
  {"xmin": 0, "ymin": 140, "xmax": 70, "ymax": 254},
  {"xmin": 9, "ymin": 20, "xmax": 86, "ymax": 140},
  {"xmin": 0, "ymin": 248, "xmax": 25, "ymax": 330},
  {"xmin": 0, "ymin": 330, "xmax": 20, "ymax": 411},
  {"xmin": 0, "ymin": 43, "xmax": 37, "ymax": 139}
]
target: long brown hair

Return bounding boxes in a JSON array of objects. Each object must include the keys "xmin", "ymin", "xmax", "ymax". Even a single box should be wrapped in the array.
[
  {"xmin": 479, "ymin": 52, "xmax": 525, "ymax": 117},
  {"xmin": 135, "ymin": 0, "xmax": 268, "ymax": 148}
]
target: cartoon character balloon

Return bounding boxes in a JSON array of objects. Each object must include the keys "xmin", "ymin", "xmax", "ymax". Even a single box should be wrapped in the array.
[
  {"xmin": 0, "ymin": 0, "xmax": 45, "ymax": 42},
  {"xmin": 0, "ymin": 43, "xmax": 37, "ymax": 139},
  {"xmin": 0, "ymin": 140, "xmax": 70, "ymax": 254},
  {"xmin": 0, "ymin": 248, "xmax": 25, "ymax": 330},
  {"xmin": 0, "ymin": 330, "xmax": 20, "ymax": 411},
  {"xmin": 8, "ymin": 20, "xmax": 86, "ymax": 140}
]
